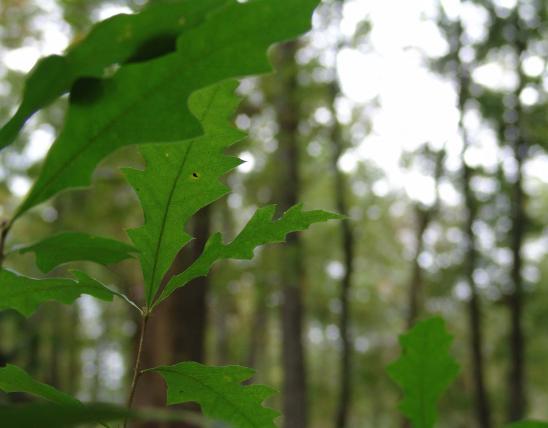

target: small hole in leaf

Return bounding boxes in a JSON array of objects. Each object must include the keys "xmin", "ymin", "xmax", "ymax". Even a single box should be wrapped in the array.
[{"xmin": 192, "ymin": 172, "xmax": 199, "ymax": 179}]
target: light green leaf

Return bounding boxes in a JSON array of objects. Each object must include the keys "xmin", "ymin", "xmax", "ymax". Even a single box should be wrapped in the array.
[
  {"xmin": 507, "ymin": 422, "xmax": 548, "ymax": 428},
  {"xmin": 14, "ymin": 0, "xmax": 320, "ymax": 221},
  {"xmin": 0, "ymin": 0, "xmax": 223, "ymax": 150},
  {"xmin": 150, "ymin": 362, "xmax": 278, "ymax": 428},
  {"xmin": 157, "ymin": 204, "xmax": 341, "ymax": 305},
  {"xmin": 0, "ymin": 269, "xmax": 118, "ymax": 316},
  {"xmin": 18, "ymin": 232, "xmax": 136, "ymax": 273},
  {"xmin": 125, "ymin": 81, "xmax": 244, "ymax": 306},
  {"xmin": 387, "ymin": 317, "xmax": 460, "ymax": 428},
  {"xmin": 0, "ymin": 364, "xmax": 79, "ymax": 405}
]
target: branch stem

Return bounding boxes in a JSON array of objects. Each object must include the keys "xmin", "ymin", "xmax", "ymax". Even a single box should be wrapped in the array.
[
  {"xmin": 0, "ymin": 220, "xmax": 10, "ymax": 267},
  {"xmin": 124, "ymin": 312, "xmax": 149, "ymax": 428}
]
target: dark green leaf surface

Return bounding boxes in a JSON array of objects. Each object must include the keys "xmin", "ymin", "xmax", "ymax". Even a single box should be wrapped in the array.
[
  {"xmin": 125, "ymin": 81, "xmax": 244, "ymax": 306},
  {"xmin": 157, "ymin": 204, "xmax": 341, "ymax": 305},
  {"xmin": 0, "ymin": 0, "xmax": 223, "ymax": 150},
  {"xmin": 151, "ymin": 362, "xmax": 278, "ymax": 428},
  {"xmin": 387, "ymin": 317, "xmax": 459, "ymax": 428},
  {"xmin": 14, "ymin": 0, "xmax": 319, "ymax": 221},
  {"xmin": 0, "ymin": 269, "xmax": 117, "ymax": 316},
  {"xmin": 18, "ymin": 232, "xmax": 136, "ymax": 273},
  {"xmin": 0, "ymin": 365, "xmax": 79, "ymax": 405}
]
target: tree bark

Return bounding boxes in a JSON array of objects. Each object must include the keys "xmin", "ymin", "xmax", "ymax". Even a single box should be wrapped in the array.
[{"xmin": 273, "ymin": 40, "xmax": 308, "ymax": 428}]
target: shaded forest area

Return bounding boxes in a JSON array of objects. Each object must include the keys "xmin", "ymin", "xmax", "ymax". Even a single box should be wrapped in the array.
[{"xmin": 1, "ymin": 0, "xmax": 548, "ymax": 427}]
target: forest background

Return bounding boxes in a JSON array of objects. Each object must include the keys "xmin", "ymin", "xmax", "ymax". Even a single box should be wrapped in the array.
[{"xmin": 0, "ymin": 0, "xmax": 547, "ymax": 427}]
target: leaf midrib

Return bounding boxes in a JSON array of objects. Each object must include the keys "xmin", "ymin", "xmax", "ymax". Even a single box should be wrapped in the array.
[{"xmin": 147, "ymin": 84, "xmax": 221, "ymax": 305}]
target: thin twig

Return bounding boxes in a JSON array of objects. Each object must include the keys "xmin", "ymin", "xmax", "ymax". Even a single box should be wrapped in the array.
[
  {"xmin": 124, "ymin": 312, "xmax": 149, "ymax": 428},
  {"xmin": 0, "ymin": 220, "xmax": 10, "ymax": 267}
]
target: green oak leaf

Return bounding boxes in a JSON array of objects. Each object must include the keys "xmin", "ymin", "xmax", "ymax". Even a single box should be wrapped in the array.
[
  {"xmin": 387, "ymin": 317, "xmax": 459, "ymax": 428},
  {"xmin": 13, "ymin": 0, "xmax": 320, "ymax": 221},
  {"xmin": 0, "ymin": 269, "xmax": 121, "ymax": 316},
  {"xmin": 507, "ymin": 422, "xmax": 548, "ymax": 428},
  {"xmin": 18, "ymin": 232, "xmax": 136, "ymax": 273},
  {"xmin": 0, "ymin": 0, "xmax": 224, "ymax": 149},
  {"xmin": 157, "ymin": 204, "xmax": 341, "ymax": 306},
  {"xmin": 150, "ymin": 362, "xmax": 278, "ymax": 428},
  {"xmin": 124, "ymin": 81, "xmax": 244, "ymax": 306},
  {"xmin": 0, "ymin": 364, "xmax": 79, "ymax": 405}
]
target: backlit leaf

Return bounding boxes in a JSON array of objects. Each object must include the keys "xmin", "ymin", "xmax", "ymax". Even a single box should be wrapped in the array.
[
  {"xmin": 0, "ymin": 269, "xmax": 118, "ymax": 316},
  {"xmin": 0, "ymin": 0, "xmax": 223, "ymax": 149},
  {"xmin": 387, "ymin": 317, "xmax": 459, "ymax": 428},
  {"xmin": 13, "ymin": 0, "xmax": 320, "ymax": 221},
  {"xmin": 157, "ymin": 204, "xmax": 341, "ymax": 305},
  {"xmin": 150, "ymin": 362, "xmax": 278, "ymax": 428},
  {"xmin": 0, "ymin": 365, "xmax": 79, "ymax": 405},
  {"xmin": 125, "ymin": 81, "xmax": 244, "ymax": 306},
  {"xmin": 18, "ymin": 232, "xmax": 136, "ymax": 273}
]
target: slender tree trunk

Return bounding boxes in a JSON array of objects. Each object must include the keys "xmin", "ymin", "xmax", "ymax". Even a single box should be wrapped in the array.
[
  {"xmin": 461, "ymin": 134, "xmax": 492, "ymax": 428},
  {"xmin": 461, "ymin": 141, "xmax": 492, "ymax": 428},
  {"xmin": 406, "ymin": 206, "xmax": 430, "ymax": 328},
  {"xmin": 507, "ymin": 13, "xmax": 527, "ymax": 421},
  {"xmin": 508, "ymin": 142, "xmax": 526, "ymax": 421},
  {"xmin": 273, "ymin": 40, "xmax": 308, "ymax": 428},
  {"xmin": 455, "ymin": 20, "xmax": 492, "ymax": 425},
  {"xmin": 67, "ymin": 306, "xmax": 81, "ymax": 396},
  {"xmin": 246, "ymin": 286, "xmax": 268, "ymax": 371},
  {"xmin": 215, "ymin": 199, "xmax": 233, "ymax": 366},
  {"xmin": 326, "ymin": 79, "xmax": 355, "ymax": 428},
  {"xmin": 134, "ymin": 207, "xmax": 210, "ymax": 428}
]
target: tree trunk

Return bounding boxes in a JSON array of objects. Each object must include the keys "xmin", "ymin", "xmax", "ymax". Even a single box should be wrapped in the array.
[
  {"xmin": 507, "ymin": 12, "xmax": 527, "ymax": 421},
  {"xmin": 406, "ymin": 206, "xmax": 430, "ymax": 328},
  {"xmin": 246, "ymin": 286, "xmax": 268, "ymax": 371},
  {"xmin": 326, "ymin": 78, "xmax": 356, "ymax": 428},
  {"xmin": 273, "ymin": 40, "xmax": 308, "ymax": 428},
  {"xmin": 456, "ymin": 23, "xmax": 492, "ymax": 425},
  {"xmin": 134, "ymin": 207, "xmax": 210, "ymax": 428},
  {"xmin": 508, "ymin": 143, "xmax": 526, "ymax": 421},
  {"xmin": 462, "ymin": 144, "xmax": 492, "ymax": 428}
]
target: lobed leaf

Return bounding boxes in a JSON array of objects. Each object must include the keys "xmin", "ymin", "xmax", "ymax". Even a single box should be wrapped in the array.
[
  {"xmin": 18, "ymin": 231, "xmax": 136, "ymax": 273},
  {"xmin": 387, "ymin": 317, "xmax": 460, "ymax": 428},
  {"xmin": 0, "ymin": 0, "xmax": 224, "ymax": 150},
  {"xmin": 0, "ymin": 364, "xmax": 79, "ymax": 405},
  {"xmin": 150, "ymin": 362, "xmax": 278, "ymax": 428},
  {"xmin": 157, "ymin": 204, "xmax": 341, "ymax": 305},
  {"xmin": 125, "ymin": 80, "xmax": 244, "ymax": 306},
  {"xmin": 13, "ymin": 0, "xmax": 320, "ymax": 221},
  {"xmin": 0, "ymin": 269, "xmax": 122, "ymax": 316}
]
